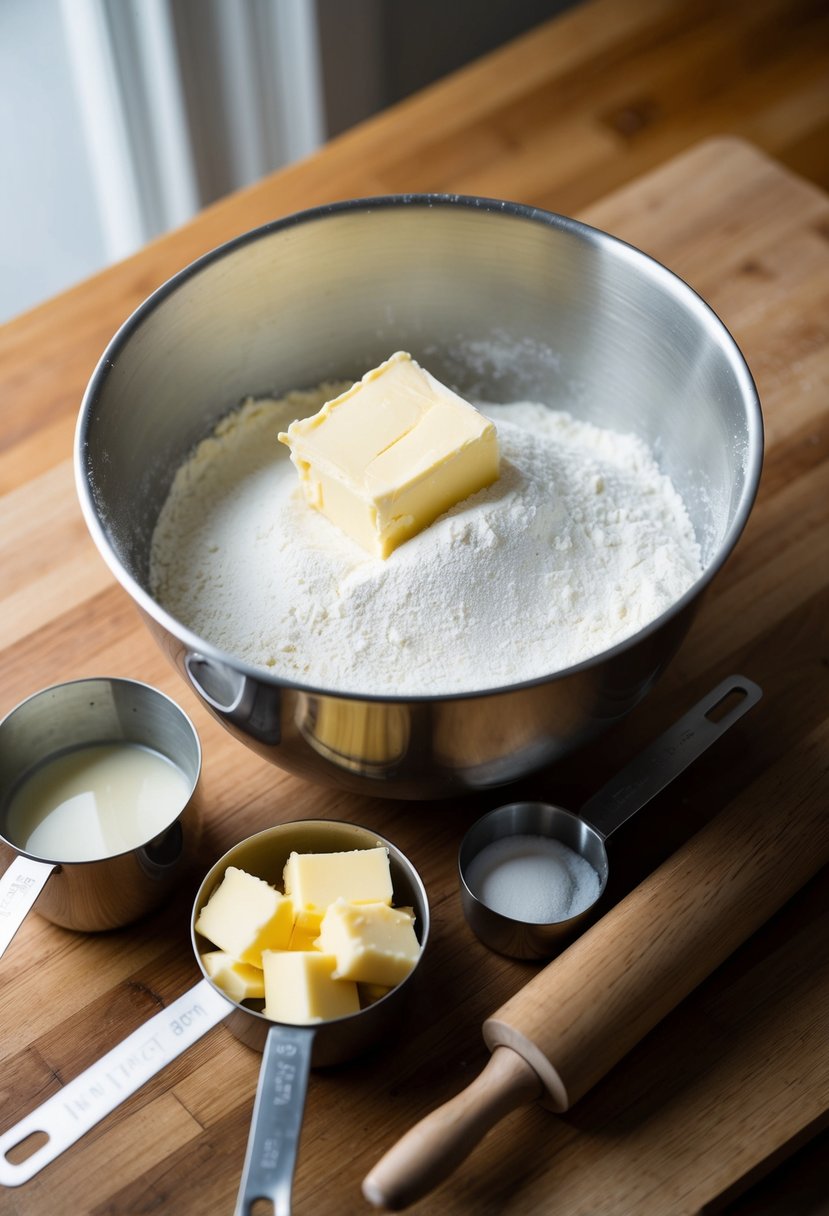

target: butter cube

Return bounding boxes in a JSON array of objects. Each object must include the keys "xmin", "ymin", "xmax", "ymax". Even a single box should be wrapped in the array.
[
  {"xmin": 293, "ymin": 907, "xmax": 324, "ymax": 937},
  {"xmin": 278, "ymin": 351, "xmax": 500, "ymax": 558},
  {"xmin": 202, "ymin": 951, "xmax": 265, "ymax": 1002},
  {"xmin": 317, "ymin": 899, "xmax": 421, "ymax": 987},
  {"xmin": 358, "ymin": 982, "xmax": 392, "ymax": 1008},
  {"xmin": 263, "ymin": 950, "xmax": 359, "ymax": 1025},
  {"xmin": 195, "ymin": 866, "xmax": 293, "ymax": 966},
  {"xmin": 288, "ymin": 920, "xmax": 320, "ymax": 952},
  {"xmin": 283, "ymin": 847, "xmax": 393, "ymax": 921}
]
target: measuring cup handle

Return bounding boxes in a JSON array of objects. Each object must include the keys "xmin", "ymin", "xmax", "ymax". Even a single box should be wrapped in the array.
[
  {"xmin": 0, "ymin": 854, "xmax": 55, "ymax": 959},
  {"xmin": 580, "ymin": 675, "xmax": 763, "ymax": 840},
  {"xmin": 0, "ymin": 977, "xmax": 229, "ymax": 1186},
  {"xmin": 235, "ymin": 1024, "xmax": 314, "ymax": 1216}
]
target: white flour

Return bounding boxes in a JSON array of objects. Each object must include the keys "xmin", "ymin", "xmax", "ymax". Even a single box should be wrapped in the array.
[{"xmin": 149, "ymin": 388, "xmax": 702, "ymax": 696}]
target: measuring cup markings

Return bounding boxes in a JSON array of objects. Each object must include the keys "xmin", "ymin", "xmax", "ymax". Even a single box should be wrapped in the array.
[
  {"xmin": 241, "ymin": 1025, "xmax": 313, "ymax": 1215},
  {"xmin": 0, "ymin": 856, "xmax": 56, "ymax": 956},
  {"xmin": 0, "ymin": 977, "xmax": 229, "ymax": 1185}
]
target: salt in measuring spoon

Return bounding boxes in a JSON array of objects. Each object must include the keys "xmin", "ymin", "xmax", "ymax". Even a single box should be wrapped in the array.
[{"xmin": 459, "ymin": 674, "xmax": 763, "ymax": 959}]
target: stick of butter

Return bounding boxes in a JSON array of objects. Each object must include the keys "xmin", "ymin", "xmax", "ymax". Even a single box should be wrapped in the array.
[
  {"xmin": 316, "ymin": 899, "xmax": 421, "ymax": 987},
  {"xmin": 283, "ymin": 846, "xmax": 393, "ymax": 922},
  {"xmin": 277, "ymin": 351, "xmax": 500, "ymax": 558},
  {"xmin": 263, "ymin": 950, "xmax": 360, "ymax": 1025},
  {"xmin": 195, "ymin": 866, "xmax": 294, "ymax": 967}
]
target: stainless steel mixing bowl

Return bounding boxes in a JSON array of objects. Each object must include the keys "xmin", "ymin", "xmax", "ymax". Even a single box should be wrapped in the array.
[{"xmin": 74, "ymin": 196, "xmax": 762, "ymax": 798}]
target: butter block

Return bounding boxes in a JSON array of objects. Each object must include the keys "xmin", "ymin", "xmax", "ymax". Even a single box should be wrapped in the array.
[
  {"xmin": 263, "ymin": 950, "xmax": 360, "ymax": 1025},
  {"xmin": 317, "ymin": 899, "xmax": 421, "ymax": 987},
  {"xmin": 283, "ymin": 847, "xmax": 393, "ymax": 921},
  {"xmin": 202, "ymin": 950, "xmax": 266, "ymax": 1002},
  {"xmin": 195, "ymin": 866, "xmax": 293, "ymax": 966},
  {"xmin": 278, "ymin": 351, "xmax": 500, "ymax": 558}
]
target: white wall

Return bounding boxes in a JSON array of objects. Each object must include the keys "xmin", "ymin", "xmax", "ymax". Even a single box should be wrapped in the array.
[
  {"xmin": 1, "ymin": 0, "xmax": 567, "ymax": 325},
  {"xmin": 0, "ymin": 0, "xmax": 324, "ymax": 325},
  {"xmin": 0, "ymin": 0, "xmax": 108, "ymax": 322}
]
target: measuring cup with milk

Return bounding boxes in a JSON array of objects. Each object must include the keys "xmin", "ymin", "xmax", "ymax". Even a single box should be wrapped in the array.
[{"xmin": 0, "ymin": 678, "xmax": 202, "ymax": 955}]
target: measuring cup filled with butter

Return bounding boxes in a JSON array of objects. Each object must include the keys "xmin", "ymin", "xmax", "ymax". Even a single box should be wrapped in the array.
[
  {"xmin": 460, "ymin": 675, "xmax": 763, "ymax": 959},
  {"xmin": 0, "ymin": 677, "xmax": 202, "ymax": 957},
  {"xmin": 0, "ymin": 820, "xmax": 429, "ymax": 1215}
]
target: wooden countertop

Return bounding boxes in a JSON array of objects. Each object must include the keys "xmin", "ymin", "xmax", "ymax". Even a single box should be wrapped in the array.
[{"xmin": 1, "ymin": 3, "xmax": 828, "ymax": 1213}]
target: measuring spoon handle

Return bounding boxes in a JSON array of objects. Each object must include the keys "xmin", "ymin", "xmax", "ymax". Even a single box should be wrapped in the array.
[
  {"xmin": 580, "ymin": 675, "xmax": 763, "ymax": 840},
  {"xmin": 0, "ymin": 854, "xmax": 56, "ymax": 959},
  {"xmin": 0, "ymin": 977, "xmax": 229, "ymax": 1186},
  {"xmin": 235, "ymin": 1024, "xmax": 314, "ymax": 1216}
]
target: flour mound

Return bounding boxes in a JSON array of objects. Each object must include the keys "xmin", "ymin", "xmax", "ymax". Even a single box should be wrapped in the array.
[{"xmin": 149, "ymin": 390, "xmax": 702, "ymax": 696}]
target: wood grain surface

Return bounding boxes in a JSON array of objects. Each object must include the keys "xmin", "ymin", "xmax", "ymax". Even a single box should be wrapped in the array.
[{"xmin": 1, "ymin": 4, "xmax": 828, "ymax": 1214}]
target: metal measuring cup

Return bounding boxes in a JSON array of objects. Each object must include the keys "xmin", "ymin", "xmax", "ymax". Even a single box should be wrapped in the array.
[
  {"xmin": 459, "ymin": 675, "xmax": 762, "ymax": 959},
  {"xmin": 0, "ymin": 677, "xmax": 202, "ymax": 957},
  {"xmin": 0, "ymin": 819, "xmax": 430, "ymax": 1216}
]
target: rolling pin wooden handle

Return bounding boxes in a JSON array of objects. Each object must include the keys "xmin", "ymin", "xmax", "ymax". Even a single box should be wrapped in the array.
[{"xmin": 361, "ymin": 1046, "xmax": 541, "ymax": 1212}]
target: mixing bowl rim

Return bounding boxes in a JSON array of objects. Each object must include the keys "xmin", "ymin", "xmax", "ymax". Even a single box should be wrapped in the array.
[
  {"xmin": 74, "ymin": 192, "xmax": 763, "ymax": 705},
  {"xmin": 0, "ymin": 674, "xmax": 201, "ymax": 753}
]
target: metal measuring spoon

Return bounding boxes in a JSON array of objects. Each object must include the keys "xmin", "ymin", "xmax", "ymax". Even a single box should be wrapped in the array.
[{"xmin": 459, "ymin": 675, "xmax": 762, "ymax": 959}]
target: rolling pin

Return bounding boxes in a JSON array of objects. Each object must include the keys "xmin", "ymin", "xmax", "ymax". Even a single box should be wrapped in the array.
[{"xmin": 363, "ymin": 723, "xmax": 829, "ymax": 1210}]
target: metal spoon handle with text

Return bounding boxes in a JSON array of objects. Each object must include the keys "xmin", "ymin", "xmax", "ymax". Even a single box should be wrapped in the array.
[
  {"xmin": 0, "ymin": 854, "xmax": 55, "ymax": 958},
  {"xmin": 0, "ymin": 977, "xmax": 229, "ymax": 1186},
  {"xmin": 235, "ymin": 1024, "xmax": 314, "ymax": 1216}
]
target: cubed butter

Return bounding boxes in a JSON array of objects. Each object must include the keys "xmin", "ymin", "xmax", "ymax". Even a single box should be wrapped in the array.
[
  {"xmin": 317, "ymin": 899, "xmax": 421, "ymax": 987},
  {"xmin": 202, "ymin": 950, "xmax": 266, "ymax": 1002},
  {"xmin": 288, "ymin": 920, "xmax": 320, "ymax": 952},
  {"xmin": 283, "ymin": 847, "xmax": 393, "ymax": 921},
  {"xmin": 357, "ymin": 982, "xmax": 392, "ymax": 1008},
  {"xmin": 293, "ymin": 907, "xmax": 324, "ymax": 937},
  {"xmin": 263, "ymin": 950, "xmax": 360, "ymax": 1025},
  {"xmin": 195, "ymin": 866, "xmax": 293, "ymax": 966},
  {"xmin": 278, "ymin": 351, "xmax": 500, "ymax": 558}
]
